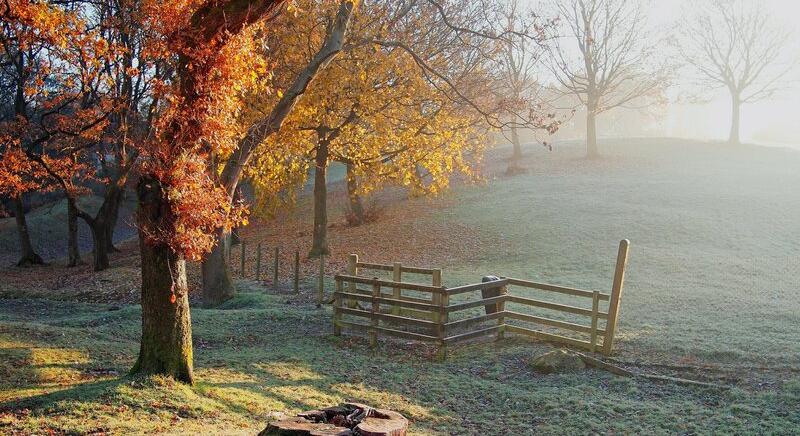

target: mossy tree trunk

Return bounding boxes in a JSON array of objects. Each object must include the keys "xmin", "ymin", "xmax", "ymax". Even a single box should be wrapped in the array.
[
  {"xmin": 131, "ymin": 176, "xmax": 194, "ymax": 384},
  {"xmin": 67, "ymin": 197, "xmax": 82, "ymax": 267},
  {"xmin": 13, "ymin": 195, "xmax": 44, "ymax": 267},
  {"xmin": 309, "ymin": 139, "xmax": 330, "ymax": 257},
  {"xmin": 202, "ymin": 227, "xmax": 235, "ymax": 307},
  {"xmin": 346, "ymin": 163, "xmax": 365, "ymax": 226}
]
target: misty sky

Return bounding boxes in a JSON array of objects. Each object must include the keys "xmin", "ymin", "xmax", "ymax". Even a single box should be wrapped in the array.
[{"xmin": 526, "ymin": 0, "xmax": 800, "ymax": 145}]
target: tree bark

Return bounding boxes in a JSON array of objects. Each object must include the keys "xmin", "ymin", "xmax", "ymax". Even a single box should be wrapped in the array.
[
  {"xmin": 102, "ymin": 185, "xmax": 124, "ymax": 253},
  {"xmin": 13, "ymin": 195, "xmax": 44, "ymax": 267},
  {"xmin": 729, "ymin": 93, "xmax": 741, "ymax": 145},
  {"xmin": 202, "ymin": 227, "xmax": 235, "ymax": 307},
  {"xmin": 586, "ymin": 107, "xmax": 599, "ymax": 158},
  {"xmin": 67, "ymin": 197, "xmax": 82, "ymax": 267},
  {"xmin": 309, "ymin": 140, "xmax": 330, "ymax": 257},
  {"xmin": 346, "ymin": 163, "xmax": 365, "ymax": 226},
  {"xmin": 506, "ymin": 125, "xmax": 524, "ymax": 174},
  {"xmin": 131, "ymin": 176, "xmax": 194, "ymax": 384},
  {"xmin": 89, "ymin": 219, "xmax": 110, "ymax": 271}
]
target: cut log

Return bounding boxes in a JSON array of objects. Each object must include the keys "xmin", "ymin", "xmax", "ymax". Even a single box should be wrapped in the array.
[{"xmin": 260, "ymin": 403, "xmax": 408, "ymax": 436}]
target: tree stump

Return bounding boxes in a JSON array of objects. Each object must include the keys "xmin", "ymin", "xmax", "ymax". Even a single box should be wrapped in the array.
[
  {"xmin": 481, "ymin": 275, "xmax": 502, "ymax": 314},
  {"xmin": 260, "ymin": 403, "xmax": 408, "ymax": 436}
]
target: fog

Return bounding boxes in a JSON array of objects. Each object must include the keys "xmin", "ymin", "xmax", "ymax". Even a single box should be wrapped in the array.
[{"xmin": 522, "ymin": 0, "xmax": 800, "ymax": 148}]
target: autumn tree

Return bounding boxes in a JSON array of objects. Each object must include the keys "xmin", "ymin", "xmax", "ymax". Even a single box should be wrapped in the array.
[
  {"xmin": 198, "ymin": 0, "xmax": 356, "ymax": 306},
  {"xmin": 547, "ymin": 0, "xmax": 667, "ymax": 157},
  {"xmin": 675, "ymin": 0, "xmax": 794, "ymax": 145},
  {"xmin": 0, "ymin": 0, "xmax": 115, "ymax": 267}
]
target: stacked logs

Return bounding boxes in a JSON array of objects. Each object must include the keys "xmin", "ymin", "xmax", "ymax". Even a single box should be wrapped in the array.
[{"xmin": 260, "ymin": 403, "xmax": 408, "ymax": 436}]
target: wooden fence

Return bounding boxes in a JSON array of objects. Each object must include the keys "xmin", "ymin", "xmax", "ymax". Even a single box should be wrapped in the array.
[{"xmin": 333, "ymin": 240, "xmax": 629, "ymax": 357}]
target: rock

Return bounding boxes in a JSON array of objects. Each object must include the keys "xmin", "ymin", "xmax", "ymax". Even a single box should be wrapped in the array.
[{"xmin": 529, "ymin": 349, "xmax": 586, "ymax": 374}]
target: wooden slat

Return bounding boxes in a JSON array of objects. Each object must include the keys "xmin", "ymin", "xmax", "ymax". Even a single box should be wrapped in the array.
[
  {"xmin": 334, "ymin": 292, "xmax": 438, "ymax": 311},
  {"xmin": 339, "ymin": 320, "xmax": 439, "ymax": 342},
  {"xmin": 400, "ymin": 265, "xmax": 437, "ymax": 275},
  {"xmin": 507, "ymin": 277, "xmax": 610, "ymax": 300},
  {"xmin": 374, "ymin": 325, "xmax": 439, "ymax": 342},
  {"xmin": 444, "ymin": 325, "xmax": 500, "ymax": 344},
  {"xmin": 335, "ymin": 274, "xmax": 445, "ymax": 293},
  {"xmin": 445, "ymin": 295, "xmax": 507, "ymax": 313},
  {"xmin": 356, "ymin": 262, "xmax": 437, "ymax": 275},
  {"xmin": 504, "ymin": 311, "xmax": 605, "ymax": 335},
  {"xmin": 337, "ymin": 307, "xmax": 438, "ymax": 329},
  {"xmin": 444, "ymin": 311, "xmax": 504, "ymax": 332},
  {"xmin": 505, "ymin": 325, "xmax": 594, "ymax": 350},
  {"xmin": 506, "ymin": 295, "xmax": 608, "ymax": 319},
  {"xmin": 355, "ymin": 262, "xmax": 393, "ymax": 271},
  {"xmin": 446, "ymin": 279, "xmax": 510, "ymax": 295}
]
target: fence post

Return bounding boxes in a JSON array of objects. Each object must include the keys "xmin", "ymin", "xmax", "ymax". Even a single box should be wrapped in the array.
[
  {"xmin": 333, "ymin": 278, "xmax": 342, "ymax": 336},
  {"xmin": 436, "ymin": 288, "xmax": 449, "ymax": 361},
  {"xmin": 273, "ymin": 247, "xmax": 279, "ymax": 287},
  {"xmin": 496, "ymin": 284, "xmax": 507, "ymax": 340},
  {"xmin": 317, "ymin": 254, "xmax": 325, "ymax": 307},
  {"xmin": 240, "ymin": 239, "xmax": 246, "ymax": 277},
  {"xmin": 392, "ymin": 262, "xmax": 402, "ymax": 315},
  {"xmin": 255, "ymin": 243, "xmax": 262, "ymax": 281},
  {"xmin": 370, "ymin": 280, "xmax": 380, "ymax": 348},
  {"xmin": 603, "ymin": 239, "xmax": 630, "ymax": 355},
  {"xmin": 590, "ymin": 290, "xmax": 600, "ymax": 352},
  {"xmin": 294, "ymin": 250, "xmax": 300, "ymax": 294},
  {"xmin": 346, "ymin": 254, "xmax": 358, "ymax": 308},
  {"xmin": 431, "ymin": 269, "xmax": 442, "ymax": 324}
]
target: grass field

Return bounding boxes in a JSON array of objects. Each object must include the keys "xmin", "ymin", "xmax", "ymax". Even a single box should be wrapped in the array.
[{"xmin": 1, "ymin": 138, "xmax": 799, "ymax": 434}]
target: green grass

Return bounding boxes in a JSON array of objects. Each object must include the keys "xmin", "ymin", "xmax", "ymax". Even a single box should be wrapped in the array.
[
  {"xmin": 2, "ymin": 138, "xmax": 800, "ymax": 434},
  {"xmin": 2, "ymin": 289, "xmax": 798, "ymax": 435}
]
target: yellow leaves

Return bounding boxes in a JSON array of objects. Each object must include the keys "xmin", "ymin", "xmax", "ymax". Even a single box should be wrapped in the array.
[{"xmin": 277, "ymin": 90, "xmax": 284, "ymax": 99}]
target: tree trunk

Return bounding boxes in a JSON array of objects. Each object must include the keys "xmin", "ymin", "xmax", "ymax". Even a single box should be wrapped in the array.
[
  {"xmin": 586, "ymin": 108, "xmax": 599, "ymax": 158},
  {"xmin": 506, "ymin": 125, "xmax": 525, "ymax": 174},
  {"xmin": 102, "ymin": 185, "xmax": 124, "ymax": 253},
  {"xmin": 13, "ymin": 195, "xmax": 44, "ymax": 267},
  {"xmin": 202, "ymin": 228, "xmax": 235, "ymax": 307},
  {"xmin": 67, "ymin": 198, "xmax": 82, "ymax": 267},
  {"xmin": 131, "ymin": 176, "xmax": 194, "ymax": 384},
  {"xmin": 346, "ymin": 163, "xmax": 365, "ymax": 226},
  {"xmin": 89, "ymin": 219, "xmax": 110, "ymax": 272},
  {"xmin": 309, "ymin": 141, "xmax": 330, "ymax": 257},
  {"xmin": 729, "ymin": 93, "xmax": 741, "ymax": 145}
]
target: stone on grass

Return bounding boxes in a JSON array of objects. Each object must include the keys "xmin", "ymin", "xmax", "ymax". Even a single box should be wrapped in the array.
[{"xmin": 529, "ymin": 349, "xmax": 586, "ymax": 374}]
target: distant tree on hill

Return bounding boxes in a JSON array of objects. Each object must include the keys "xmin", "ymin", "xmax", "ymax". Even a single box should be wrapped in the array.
[
  {"xmin": 675, "ymin": 0, "xmax": 794, "ymax": 145},
  {"xmin": 547, "ymin": 0, "xmax": 668, "ymax": 157}
]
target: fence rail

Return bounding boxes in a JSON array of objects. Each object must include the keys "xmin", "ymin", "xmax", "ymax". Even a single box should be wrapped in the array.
[{"xmin": 333, "ymin": 240, "xmax": 630, "ymax": 357}]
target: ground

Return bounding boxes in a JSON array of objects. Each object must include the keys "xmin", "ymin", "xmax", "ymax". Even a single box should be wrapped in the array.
[{"xmin": 1, "ymin": 138, "xmax": 799, "ymax": 435}]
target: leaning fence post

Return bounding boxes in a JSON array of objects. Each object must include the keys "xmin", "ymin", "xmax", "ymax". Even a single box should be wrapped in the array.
[
  {"xmin": 603, "ymin": 239, "xmax": 630, "ymax": 355},
  {"xmin": 346, "ymin": 254, "xmax": 358, "ymax": 308},
  {"xmin": 240, "ymin": 239, "xmax": 246, "ymax": 277},
  {"xmin": 370, "ymin": 279, "xmax": 380, "ymax": 348},
  {"xmin": 294, "ymin": 250, "xmax": 300, "ymax": 294},
  {"xmin": 317, "ymin": 254, "xmax": 325, "ymax": 307},
  {"xmin": 255, "ymin": 243, "xmax": 262, "ymax": 281},
  {"xmin": 496, "ymin": 284, "xmax": 507, "ymax": 340},
  {"xmin": 273, "ymin": 247, "xmax": 280, "ymax": 287},
  {"xmin": 392, "ymin": 262, "xmax": 402, "ymax": 315},
  {"xmin": 333, "ymin": 278, "xmax": 342, "ymax": 336}
]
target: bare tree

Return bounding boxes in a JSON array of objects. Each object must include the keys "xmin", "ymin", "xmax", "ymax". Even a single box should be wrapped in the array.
[
  {"xmin": 548, "ymin": 0, "xmax": 666, "ymax": 157},
  {"xmin": 676, "ymin": 0, "xmax": 793, "ymax": 145},
  {"xmin": 497, "ymin": 0, "xmax": 554, "ymax": 174}
]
